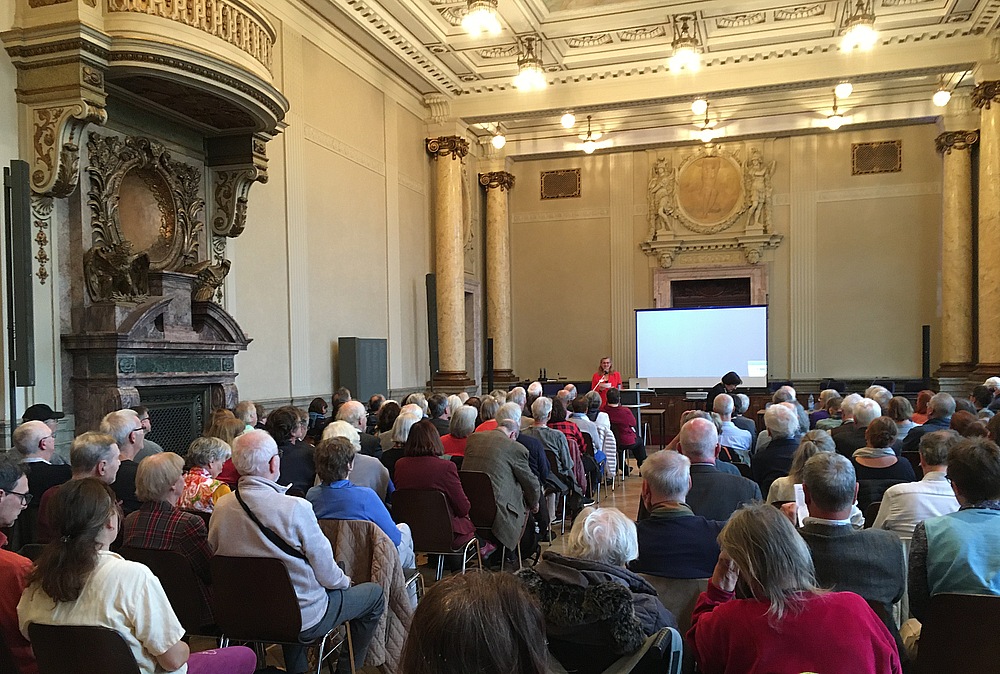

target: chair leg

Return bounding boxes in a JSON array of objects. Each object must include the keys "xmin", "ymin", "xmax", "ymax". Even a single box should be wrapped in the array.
[
  {"xmin": 436, "ymin": 554, "xmax": 444, "ymax": 581},
  {"xmin": 345, "ymin": 621, "xmax": 356, "ymax": 674},
  {"xmin": 516, "ymin": 540, "xmax": 523, "ymax": 570},
  {"xmin": 561, "ymin": 495, "xmax": 567, "ymax": 534}
]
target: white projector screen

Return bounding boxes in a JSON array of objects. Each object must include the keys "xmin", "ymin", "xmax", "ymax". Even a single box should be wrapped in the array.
[{"xmin": 635, "ymin": 306, "xmax": 768, "ymax": 388}]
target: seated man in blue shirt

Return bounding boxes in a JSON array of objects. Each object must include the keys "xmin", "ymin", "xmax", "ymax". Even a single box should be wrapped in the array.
[{"xmin": 307, "ymin": 436, "xmax": 415, "ymax": 569}]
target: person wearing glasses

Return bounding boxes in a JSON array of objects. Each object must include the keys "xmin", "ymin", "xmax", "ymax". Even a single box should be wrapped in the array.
[
  {"xmin": 130, "ymin": 406, "xmax": 164, "ymax": 463},
  {"xmin": 12, "ymin": 420, "xmax": 71, "ymax": 544},
  {"xmin": 100, "ymin": 409, "xmax": 147, "ymax": 515},
  {"xmin": 0, "ymin": 453, "xmax": 36, "ymax": 674}
]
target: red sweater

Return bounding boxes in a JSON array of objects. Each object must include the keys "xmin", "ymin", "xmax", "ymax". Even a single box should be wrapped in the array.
[
  {"xmin": 0, "ymin": 534, "xmax": 36, "ymax": 674},
  {"xmin": 688, "ymin": 582, "xmax": 901, "ymax": 674}
]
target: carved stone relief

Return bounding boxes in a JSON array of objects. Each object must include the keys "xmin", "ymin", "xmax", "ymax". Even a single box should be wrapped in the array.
[
  {"xmin": 31, "ymin": 196, "xmax": 53, "ymax": 284},
  {"xmin": 85, "ymin": 133, "xmax": 205, "ymax": 302},
  {"xmin": 31, "ymin": 103, "xmax": 108, "ymax": 197}
]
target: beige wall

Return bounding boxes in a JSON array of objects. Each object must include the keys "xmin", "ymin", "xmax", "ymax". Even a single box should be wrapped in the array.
[{"xmin": 510, "ymin": 124, "xmax": 943, "ymax": 383}]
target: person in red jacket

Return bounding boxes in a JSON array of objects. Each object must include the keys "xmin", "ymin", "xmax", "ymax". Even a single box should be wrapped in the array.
[
  {"xmin": 688, "ymin": 503, "xmax": 901, "ymax": 674},
  {"xmin": 591, "ymin": 356, "xmax": 622, "ymax": 407}
]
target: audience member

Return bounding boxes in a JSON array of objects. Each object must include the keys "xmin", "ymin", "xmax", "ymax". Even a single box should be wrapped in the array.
[
  {"xmin": 375, "ymin": 401, "xmax": 401, "ymax": 440},
  {"xmin": 886, "ymin": 396, "xmax": 917, "ymax": 439},
  {"xmin": 380, "ymin": 413, "xmax": 421, "ymax": 481},
  {"xmin": 123, "ymin": 452, "xmax": 214, "ymax": 626},
  {"xmin": 463, "ymin": 419, "xmax": 541, "ymax": 557},
  {"xmin": 366, "ymin": 394, "xmax": 385, "ymax": 434},
  {"xmin": 21, "ymin": 478, "xmax": 257, "ymax": 674},
  {"xmin": 675, "ymin": 417, "xmax": 761, "ymax": 521},
  {"xmin": 495, "ymin": 402, "xmax": 550, "ymax": 533},
  {"xmin": 209, "ymin": 430, "xmax": 383, "ymax": 674},
  {"xmin": 911, "ymin": 389, "xmax": 935, "ymax": 424},
  {"xmin": 307, "ymin": 436, "xmax": 415, "ymax": 568},
  {"xmin": 751, "ymin": 403, "xmax": 800, "ymax": 496},
  {"xmin": 322, "ymin": 421, "xmax": 392, "ymax": 502},
  {"xmin": 755, "ymin": 386, "xmax": 808, "ymax": 452},
  {"xmin": 475, "ymin": 397, "xmax": 500, "ymax": 432},
  {"xmin": 731, "ymin": 393, "xmax": 757, "ymax": 436},
  {"xmin": 901, "ymin": 392, "xmax": 955, "ymax": 453},
  {"xmin": 180, "ymin": 436, "xmax": 232, "ymax": 513},
  {"xmin": 401, "ymin": 392, "xmax": 427, "ymax": 418},
  {"xmin": 798, "ymin": 453, "xmax": 905, "ymax": 619},
  {"xmin": 971, "ymin": 385, "xmax": 993, "ymax": 413},
  {"xmin": 714, "ymin": 394, "xmax": 752, "ymax": 462},
  {"xmin": 705, "ymin": 371, "xmax": 742, "ymax": 413},
  {"xmin": 337, "ymin": 400, "xmax": 382, "ymax": 458},
  {"xmin": 130, "ymin": 406, "xmax": 164, "ymax": 463},
  {"xmin": 100, "ymin": 409, "xmax": 145, "ymax": 514},
  {"xmin": 631, "ymin": 449, "xmax": 723, "ymax": 578},
  {"xmin": 834, "ymin": 398, "xmax": 885, "ymax": 458},
  {"xmin": 35, "ymin": 432, "xmax": 120, "ymax": 544},
  {"xmin": 522, "ymin": 397, "xmax": 583, "ymax": 504},
  {"xmin": 205, "ymin": 414, "xmax": 245, "ymax": 488},
  {"xmin": 0, "ymin": 454, "xmax": 36, "ymax": 674},
  {"xmin": 518, "ymin": 507, "xmax": 675, "ymax": 673},
  {"xmin": 866, "ymin": 385, "xmax": 893, "ymax": 412},
  {"xmin": 951, "ymin": 409, "xmax": 989, "ymax": 438},
  {"xmin": 569, "ymin": 396, "xmax": 603, "ymax": 456},
  {"xmin": 602, "ymin": 388, "xmax": 647, "ymax": 472},
  {"xmin": 234, "ymin": 400, "xmax": 257, "ymax": 434},
  {"xmin": 808, "ymin": 388, "xmax": 840, "ymax": 428},
  {"xmin": 399, "ymin": 572, "xmax": 548, "ymax": 674},
  {"xmin": 392, "ymin": 421, "xmax": 475, "ymax": 549},
  {"xmin": 331, "ymin": 386, "xmax": 353, "ymax": 419},
  {"xmin": 853, "ymin": 416, "xmax": 916, "ymax": 512},
  {"xmin": 440, "ymin": 405, "xmax": 476, "ymax": 458},
  {"xmin": 306, "ymin": 397, "xmax": 329, "ymax": 441},
  {"xmin": 263, "ymin": 405, "xmax": 313, "ymax": 496},
  {"xmin": 427, "ymin": 393, "xmax": 451, "ymax": 436},
  {"xmin": 688, "ymin": 503, "xmax": 901, "ymax": 674},
  {"xmin": 873, "ymin": 430, "xmax": 960, "ymax": 538},
  {"xmin": 13, "ymin": 420, "xmax": 70, "ymax": 542},
  {"xmin": 766, "ymin": 430, "xmax": 834, "ymax": 503},
  {"xmin": 814, "ymin": 395, "xmax": 844, "ymax": 431},
  {"xmin": 21, "ymin": 404, "xmax": 66, "ymax": 465},
  {"xmin": 254, "ymin": 403, "xmax": 268, "ymax": 429},
  {"xmin": 829, "ymin": 392, "xmax": 863, "ymax": 436},
  {"xmin": 548, "ymin": 398, "xmax": 597, "ymax": 500}
]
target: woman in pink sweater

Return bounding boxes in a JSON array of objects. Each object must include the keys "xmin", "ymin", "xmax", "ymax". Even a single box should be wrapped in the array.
[{"xmin": 688, "ymin": 504, "xmax": 901, "ymax": 674}]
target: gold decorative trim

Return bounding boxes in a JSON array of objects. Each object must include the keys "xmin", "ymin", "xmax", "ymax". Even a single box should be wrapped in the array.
[
  {"xmin": 936, "ymin": 130, "xmax": 979, "ymax": 154},
  {"xmin": 540, "ymin": 169, "xmax": 581, "ymax": 199},
  {"xmin": 30, "ymin": 102, "xmax": 108, "ymax": 197},
  {"xmin": 426, "ymin": 136, "xmax": 469, "ymax": 160},
  {"xmin": 972, "ymin": 81, "xmax": 1000, "ymax": 109},
  {"xmin": 107, "ymin": 0, "xmax": 276, "ymax": 73},
  {"xmin": 479, "ymin": 171, "xmax": 515, "ymax": 192},
  {"xmin": 31, "ymin": 196, "xmax": 53, "ymax": 284},
  {"xmin": 851, "ymin": 140, "xmax": 902, "ymax": 175}
]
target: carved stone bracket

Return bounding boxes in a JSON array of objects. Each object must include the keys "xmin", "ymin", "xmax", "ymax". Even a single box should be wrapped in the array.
[
  {"xmin": 936, "ymin": 130, "xmax": 980, "ymax": 154},
  {"xmin": 972, "ymin": 81, "xmax": 1000, "ymax": 110},
  {"xmin": 426, "ymin": 136, "xmax": 469, "ymax": 160},
  {"xmin": 479, "ymin": 171, "xmax": 515, "ymax": 191},
  {"xmin": 30, "ymin": 102, "xmax": 108, "ymax": 197},
  {"xmin": 207, "ymin": 133, "xmax": 269, "ymax": 238},
  {"xmin": 641, "ymin": 232, "xmax": 783, "ymax": 269}
]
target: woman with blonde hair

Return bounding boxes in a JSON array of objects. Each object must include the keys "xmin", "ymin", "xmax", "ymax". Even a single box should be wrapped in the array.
[
  {"xmin": 688, "ymin": 503, "xmax": 900, "ymax": 674},
  {"xmin": 765, "ymin": 430, "xmax": 835, "ymax": 503}
]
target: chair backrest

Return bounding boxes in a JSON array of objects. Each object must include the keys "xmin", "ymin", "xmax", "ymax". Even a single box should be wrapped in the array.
[
  {"xmin": 901, "ymin": 451, "xmax": 923, "ymax": 479},
  {"xmin": 391, "ymin": 489, "xmax": 460, "ymax": 553},
  {"xmin": 863, "ymin": 501, "xmax": 882, "ymax": 529},
  {"xmin": 0, "ymin": 626, "xmax": 22, "ymax": 674},
  {"xmin": 916, "ymin": 593, "xmax": 1000, "ymax": 674},
  {"xmin": 449, "ymin": 454, "xmax": 464, "ymax": 471},
  {"xmin": 29, "ymin": 624, "xmax": 141, "ymax": 674},
  {"xmin": 857, "ymin": 479, "xmax": 906, "ymax": 514},
  {"xmin": 736, "ymin": 463, "xmax": 753, "ymax": 480},
  {"xmin": 118, "ymin": 547, "xmax": 208, "ymax": 632},
  {"xmin": 459, "ymin": 471, "xmax": 498, "ymax": 530},
  {"xmin": 210, "ymin": 555, "xmax": 302, "ymax": 642},
  {"xmin": 180, "ymin": 509, "xmax": 212, "ymax": 529},
  {"xmin": 581, "ymin": 432, "xmax": 595, "ymax": 456},
  {"xmin": 637, "ymin": 574, "xmax": 709, "ymax": 635}
]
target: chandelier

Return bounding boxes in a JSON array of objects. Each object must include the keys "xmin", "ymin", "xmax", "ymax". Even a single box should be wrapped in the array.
[
  {"xmin": 841, "ymin": 0, "xmax": 877, "ymax": 51},
  {"xmin": 669, "ymin": 16, "xmax": 701, "ymax": 71},
  {"xmin": 461, "ymin": 0, "xmax": 501, "ymax": 37},
  {"xmin": 512, "ymin": 36, "xmax": 546, "ymax": 91}
]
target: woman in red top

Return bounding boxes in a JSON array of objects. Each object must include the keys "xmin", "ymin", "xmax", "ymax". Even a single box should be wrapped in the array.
[
  {"xmin": 393, "ymin": 420, "xmax": 475, "ymax": 547},
  {"xmin": 440, "ymin": 406, "xmax": 477, "ymax": 458},
  {"xmin": 688, "ymin": 504, "xmax": 901, "ymax": 674}
]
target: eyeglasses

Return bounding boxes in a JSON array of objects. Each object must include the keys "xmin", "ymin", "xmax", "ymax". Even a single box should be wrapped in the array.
[
  {"xmin": 4, "ymin": 490, "xmax": 32, "ymax": 506},
  {"xmin": 131, "ymin": 427, "xmax": 145, "ymax": 434}
]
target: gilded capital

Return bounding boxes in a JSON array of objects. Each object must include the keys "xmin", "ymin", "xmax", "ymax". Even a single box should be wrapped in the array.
[
  {"xmin": 426, "ymin": 136, "xmax": 469, "ymax": 160},
  {"xmin": 972, "ymin": 81, "xmax": 1000, "ymax": 110},
  {"xmin": 935, "ymin": 130, "xmax": 980, "ymax": 155},
  {"xmin": 479, "ymin": 171, "xmax": 515, "ymax": 192}
]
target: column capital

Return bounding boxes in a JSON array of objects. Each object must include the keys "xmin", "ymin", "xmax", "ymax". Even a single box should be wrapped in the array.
[
  {"xmin": 426, "ymin": 136, "xmax": 469, "ymax": 160},
  {"xmin": 936, "ymin": 130, "xmax": 980, "ymax": 155},
  {"xmin": 479, "ymin": 171, "xmax": 515, "ymax": 192},
  {"xmin": 972, "ymin": 81, "xmax": 1000, "ymax": 109}
]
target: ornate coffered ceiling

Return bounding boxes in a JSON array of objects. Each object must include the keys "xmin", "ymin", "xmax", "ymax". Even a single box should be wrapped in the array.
[{"xmin": 302, "ymin": 0, "xmax": 994, "ymax": 154}]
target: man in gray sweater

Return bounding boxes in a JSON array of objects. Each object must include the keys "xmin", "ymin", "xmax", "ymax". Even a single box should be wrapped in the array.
[{"xmin": 209, "ymin": 430, "xmax": 384, "ymax": 674}]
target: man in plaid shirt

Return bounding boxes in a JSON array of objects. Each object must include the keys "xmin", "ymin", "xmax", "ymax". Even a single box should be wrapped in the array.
[
  {"xmin": 122, "ymin": 452, "xmax": 214, "ymax": 626},
  {"xmin": 548, "ymin": 398, "xmax": 598, "ymax": 504}
]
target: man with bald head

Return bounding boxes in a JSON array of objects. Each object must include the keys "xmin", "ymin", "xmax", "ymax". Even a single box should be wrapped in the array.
[
  {"xmin": 676, "ymin": 417, "xmax": 761, "ymax": 521},
  {"xmin": 13, "ymin": 420, "xmax": 71, "ymax": 510}
]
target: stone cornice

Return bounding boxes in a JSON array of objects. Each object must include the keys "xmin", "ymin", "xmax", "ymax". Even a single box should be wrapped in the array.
[
  {"xmin": 426, "ymin": 136, "xmax": 469, "ymax": 160},
  {"xmin": 972, "ymin": 80, "xmax": 1000, "ymax": 109},
  {"xmin": 479, "ymin": 171, "xmax": 514, "ymax": 191},
  {"xmin": 936, "ymin": 130, "xmax": 979, "ymax": 154}
]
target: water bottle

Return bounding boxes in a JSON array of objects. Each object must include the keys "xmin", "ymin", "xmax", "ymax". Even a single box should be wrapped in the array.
[{"xmin": 808, "ymin": 394, "xmax": 815, "ymax": 411}]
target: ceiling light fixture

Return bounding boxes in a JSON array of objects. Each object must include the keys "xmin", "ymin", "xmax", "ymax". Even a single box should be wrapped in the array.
[
  {"xmin": 691, "ymin": 98, "xmax": 708, "ymax": 116},
  {"xmin": 461, "ymin": 0, "xmax": 502, "ymax": 36},
  {"xmin": 933, "ymin": 77, "xmax": 952, "ymax": 107},
  {"xmin": 697, "ymin": 104, "xmax": 715, "ymax": 143},
  {"xmin": 835, "ymin": 81, "xmax": 854, "ymax": 99},
  {"xmin": 669, "ymin": 16, "xmax": 701, "ymax": 72},
  {"xmin": 512, "ymin": 36, "xmax": 547, "ymax": 91},
  {"xmin": 582, "ymin": 115, "xmax": 597, "ymax": 154},
  {"xmin": 491, "ymin": 123, "xmax": 507, "ymax": 149},
  {"xmin": 561, "ymin": 112, "xmax": 576, "ymax": 129},
  {"xmin": 841, "ymin": 0, "xmax": 877, "ymax": 51},
  {"xmin": 827, "ymin": 92, "xmax": 845, "ymax": 130}
]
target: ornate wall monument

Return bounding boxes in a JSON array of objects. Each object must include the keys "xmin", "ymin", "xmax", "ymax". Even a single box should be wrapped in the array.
[
  {"xmin": 2, "ymin": 0, "xmax": 288, "ymax": 433},
  {"xmin": 640, "ymin": 144, "xmax": 783, "ymax": 270}
]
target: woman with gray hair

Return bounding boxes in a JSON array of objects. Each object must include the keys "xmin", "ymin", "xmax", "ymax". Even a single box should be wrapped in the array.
[
  {"xmin": 689, "ymin": 503, "xmax": 901, "ymax": 674},
  {"xmin": 180, "ymin": 436, "xmax": 232, "ymax": 513},
  {"xmin": 516, "ymin": 507, "xmax": 675, "ymax": 673},
  {"xmin": 441, "ymin": 405, "xmax": 477, "ymax": 457}
]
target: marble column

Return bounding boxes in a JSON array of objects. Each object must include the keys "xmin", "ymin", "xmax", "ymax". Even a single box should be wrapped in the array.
[
  {"xmin": 935, "ymin": 129, "xmax": 978, "ymax": 387},
  {"xmin": 974, "ymin": 81, "xmax": 1000, "ymax": 380},
  {"xmin": 426, "ymin": 136, "xmax": 474, "ymax": 390},
  {"xmin": 480, "ymin": 171, "xmax": 517, "ymax": 383}
]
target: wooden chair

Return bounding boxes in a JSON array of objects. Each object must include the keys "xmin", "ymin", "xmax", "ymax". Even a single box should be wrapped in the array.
[
  {"xmin": 118, "ymin": 546, "xmax": 216, "ymax": 635},
  {"xmin": 915, "ymin": 593, "xmax": 1000, "ymax": 674},
  {"xmin": 29, "ymin": 624, "xmax": 141, "ymax": 674},
  {"xmin": 459, "ymin": 470, "xmax": 523, "ymax": 570},
  {"xmin": 210, "ymin": 555, "xmax": 347, "ymax": 674},
  {"xmin": 390, "ymin": 489, "xmax": 481, "ymax": 581}
]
